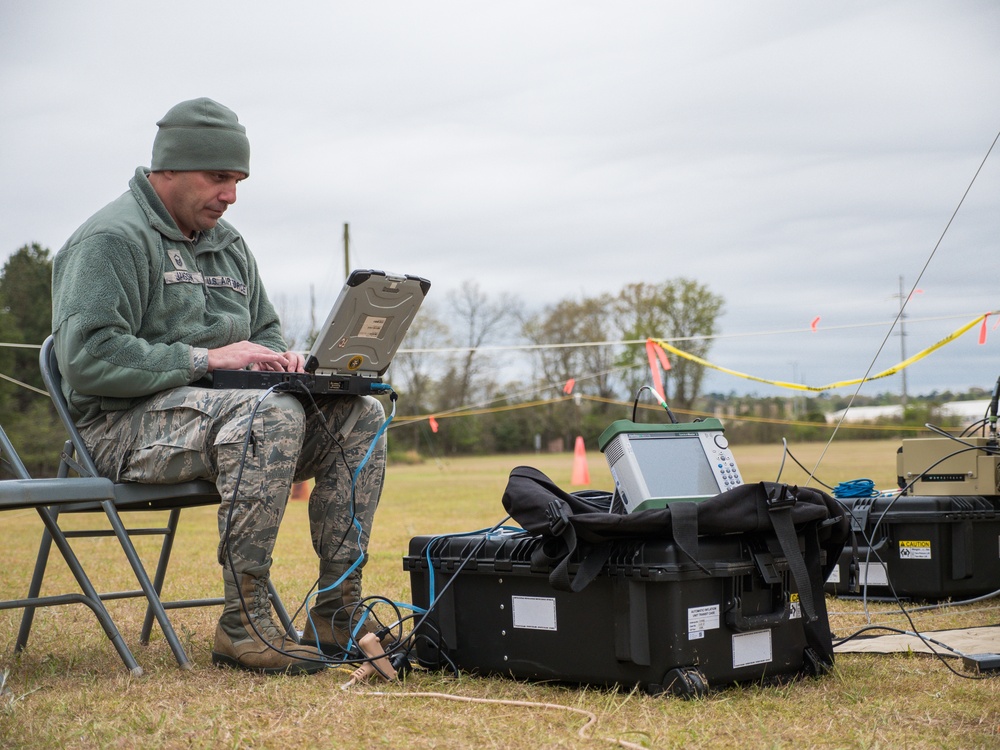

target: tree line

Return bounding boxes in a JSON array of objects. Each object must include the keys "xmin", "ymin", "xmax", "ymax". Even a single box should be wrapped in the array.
[
  {"xmin": 4, "ymin": 242, "xmax": 964, "ymax": 477},
  {"xmin": 0, "ymin": 244, "xmax": 61, "ymax": 476},
  {"xmin": 0, "ymin": 243, "xmax": 730, "ymax": 474}
]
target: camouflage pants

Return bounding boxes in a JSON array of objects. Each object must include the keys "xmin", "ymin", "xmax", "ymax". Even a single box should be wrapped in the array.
[{"xmin": 80, "ymin": 387, "xmax": 386, "ymax": 575}]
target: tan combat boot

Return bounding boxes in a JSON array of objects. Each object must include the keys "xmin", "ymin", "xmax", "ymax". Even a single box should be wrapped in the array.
[
  {"xmin": 212, "ymin": 565, "xmax": 327, "ymax": 675},
  {"xmin": 301, "ymin": 563, "xmax": 385, "ymax": 657}
]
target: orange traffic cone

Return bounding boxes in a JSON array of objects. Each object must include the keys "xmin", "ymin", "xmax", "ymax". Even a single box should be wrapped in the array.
[{"xmin": 570, "ymin": 436, "xmax": 590, "ymax": 486}]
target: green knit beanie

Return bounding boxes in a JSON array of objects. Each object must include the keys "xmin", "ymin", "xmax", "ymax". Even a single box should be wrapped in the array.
[{"xmin": 151, "ymin": 97, "xmax": 250, "ymax": 175}]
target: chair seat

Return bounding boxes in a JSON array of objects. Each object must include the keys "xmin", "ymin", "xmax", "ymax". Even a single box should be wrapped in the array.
[
  {"xmin": 0, "ymin": 430, "xmax": 143, "ymax": 674},
  {"xmin": 111, "ymin": 479, "xmax": 221, "ymax": 510},
  {"xmin": 0, "ymin": 477, "xmax": 116, "ymax": 511}
]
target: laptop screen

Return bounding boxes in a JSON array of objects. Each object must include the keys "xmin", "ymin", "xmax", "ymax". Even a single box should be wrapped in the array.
[{"xmin": 305, "ymin": 269, "xmax": 431, "ymax": 377}]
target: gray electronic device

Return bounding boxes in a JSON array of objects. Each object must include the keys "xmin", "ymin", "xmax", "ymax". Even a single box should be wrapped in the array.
[
  {"xmin": 212, "ymin": 268, "xmax": 430, "ymax": 395},
  {"xmin": 598, "ymin": 418, "xmax": 744, "ymax": 513},
  {"xmin": 896, "ymin": 436, "xmax": 1000, "ymax": 496}
]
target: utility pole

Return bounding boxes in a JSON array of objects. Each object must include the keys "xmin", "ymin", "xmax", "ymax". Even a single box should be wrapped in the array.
[
  {"xmin": 309, "ymin": 284, "xmax": 316, "ymax": 341},
  {"xmin": 898, "ymin": 275, "xmax": 908, "ymax": 409},
  {"xmin": 343, "ymin": 223, "xmax": 351, "ymax": 281}
]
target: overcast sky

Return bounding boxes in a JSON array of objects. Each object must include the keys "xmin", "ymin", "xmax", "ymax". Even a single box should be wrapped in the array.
[{"xmin": 2, "ymin": 1, "xmax": 998, "ymax": 402}]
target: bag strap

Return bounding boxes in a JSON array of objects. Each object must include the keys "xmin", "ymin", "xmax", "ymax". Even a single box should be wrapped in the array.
[
  {"xmin": 542, "ymin": 499, "xmax": 612, "ymax": 592},
  {"xmin": 765, "ymin": 484, "xmax": 818, "ymax": 622},
  {"xmin": 669, "ymin": 500, "xmax": 710, "ymax": 575},
  {"xmin": 764, "ymin": 484, "xmax": 837, "ymax": 666}
]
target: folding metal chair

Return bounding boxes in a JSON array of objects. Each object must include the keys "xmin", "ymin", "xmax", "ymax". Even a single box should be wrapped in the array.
[
  {"xmin": 15, "ymin": 336, "xmax": 294, "ymax": 671},
  {"xmin": 0, "ymin": 425, "xmax": 144, "ymax": 674}
]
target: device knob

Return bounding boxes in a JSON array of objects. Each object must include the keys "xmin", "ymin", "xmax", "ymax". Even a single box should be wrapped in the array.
[{"xmin": 714, "ymin": 435, "xmax": 729, "ymax": 449}]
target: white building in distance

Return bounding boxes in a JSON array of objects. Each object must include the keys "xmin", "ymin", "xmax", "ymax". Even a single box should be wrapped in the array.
[{"xmin": 826, "ymin": 399, "xmax": 991, "ymax": 424}]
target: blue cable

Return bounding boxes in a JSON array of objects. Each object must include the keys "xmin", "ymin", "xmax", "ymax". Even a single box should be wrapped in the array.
[
  {"xmin": 304, "ymin": 395, "xmax": 395, "ymax": 653},
  {"xmin": 832, "ymin": 478, "xmax": 878, "ymax": 498},
  {"xmin": 423, "ymin": 525, "xmax": 525, "ymax": 606}
]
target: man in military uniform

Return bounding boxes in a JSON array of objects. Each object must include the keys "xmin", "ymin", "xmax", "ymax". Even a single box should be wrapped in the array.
[{"xmin": 52, "ymin": 98, "xmax": 385, "ymax": 674}]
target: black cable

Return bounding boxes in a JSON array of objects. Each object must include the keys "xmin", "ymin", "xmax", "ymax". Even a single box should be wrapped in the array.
[
  {"xmin": 267, "ymin": 382, "xmax": 355, "ymax": 634},
  {"xmin": 833, "ymin": 624, "xmax": 988, "ymax": 681},
  {"xmin": 630, "ymin": 385, "xmax": 677, "ymax": 423},
  {"xmin": 988, "ymin": 373, "xmax": 1000, "ymax": 441},
  {"xmin": 905, "ymin": 587, "xmax": 1000, "ymax": 612},
  {"xmin": 221, "ymin": 384, "xmax": 397, "ymax": 669},
  {"xmin": 221, "ymin": 385, "xmax": 333, "ymax": 666},
  {"xmin": 775, "ymin": 442, "xmax": 836, "ymax": 491},
  {"xmin": 831, "ymin": 423, "xmax": 1000, "ymax": 680},
  {"xmin": 418, "ymin": 420, "xmax": 444, "ymax": 464},
  {"xmin": 286, "ymin": 384, "xmax": 420, "ymax": 673},
  {"xmin": 400, "ymin": 517, "xmax": 515, "ymax": 674},
  {"xmin": 803, "ymin": 127, "xmax": 1000, "ymax": 477},
  {"xmin": 630, "ymin": 387, "xmax": 647, "ymax": 421},
  {"xmin": 288, "ymin": 383, "xmax": 403, "ymax": 665},
  {"xmin": 960, "ymin": 417, "xmax": 989, "ymax": 438}
]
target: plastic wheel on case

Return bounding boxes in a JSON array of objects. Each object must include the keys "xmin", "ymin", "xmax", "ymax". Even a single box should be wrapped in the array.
[{"xmin": 661, "ymin": 667, "xmax": 709, "ymax": 699}]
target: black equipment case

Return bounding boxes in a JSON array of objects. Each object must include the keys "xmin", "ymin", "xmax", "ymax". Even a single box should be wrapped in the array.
[
  {"xmin": 405, "ymin": 528, "xmax": 828, "ymax": 697},
  {"xmin": 826, "ymin": 493, "xmax": 1000, "ymax": 601}
]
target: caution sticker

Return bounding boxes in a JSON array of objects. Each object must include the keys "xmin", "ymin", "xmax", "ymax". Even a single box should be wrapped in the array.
[
  {"xmin": 787, "ymin": 592, "xmax": 801, "ymax": 620},
  {"xmin": 899, "ymin": 540, "xmax": 932, "ymax": 560}
]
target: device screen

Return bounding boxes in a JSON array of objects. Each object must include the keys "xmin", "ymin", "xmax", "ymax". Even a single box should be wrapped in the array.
[{"xmin": 629, "ymin": 433, "xmax": 719, "ymax": 498}]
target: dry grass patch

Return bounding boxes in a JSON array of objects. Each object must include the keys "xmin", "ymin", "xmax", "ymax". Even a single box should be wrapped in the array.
[{"xmin": 2, "ymin": 441, "xmax": 999, "ymax": 748}]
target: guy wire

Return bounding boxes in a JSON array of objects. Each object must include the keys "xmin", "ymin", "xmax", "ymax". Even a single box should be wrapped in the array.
[{"xmin": 805, "ymin": 126, "xmax": 1000, "ymax": 485}]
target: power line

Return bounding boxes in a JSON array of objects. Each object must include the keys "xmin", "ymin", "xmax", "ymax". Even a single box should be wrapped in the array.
[{"xmin": 398, "ymin": 311, "xmax": 996, "ymax": 355}]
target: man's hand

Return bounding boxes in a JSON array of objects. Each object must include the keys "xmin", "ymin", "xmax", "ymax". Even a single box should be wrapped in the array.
[{"xmin": 207, "ymin": 342, "xmax": 305, "ymax": 373}]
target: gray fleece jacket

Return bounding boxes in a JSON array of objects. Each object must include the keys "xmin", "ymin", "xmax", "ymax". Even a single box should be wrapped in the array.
[{"xmin": 52, "ymin": 167, "xmax": 286, "ymax": 423}]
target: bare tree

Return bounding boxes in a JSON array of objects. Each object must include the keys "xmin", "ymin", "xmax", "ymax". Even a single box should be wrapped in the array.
[
  {"xmin": 443, "ymin": 280, "xmax": 522, "ymax": 409},
  {"xmin": 388, "ymin": 301, "xmax": 450, "ymax": 416},
  {"xmin": 522, "ymin": 293, "xmax": 618, "ymax": 400}
]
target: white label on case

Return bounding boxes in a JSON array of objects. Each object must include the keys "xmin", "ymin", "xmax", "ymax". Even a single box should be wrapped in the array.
[
  {"xmin": 732, "ymin": 630, "xmax": 773, "ymax": 668},
  {"xmin": 511, "ymin": 596, "xmax": 557, "ymax": 631},
  {"xmin": 858, "ymin": 562, "xmax": 889, "ymax": 586},
  {"xmin": 688, "ymin": 604, "xmax": 720, "ymax": 634}
]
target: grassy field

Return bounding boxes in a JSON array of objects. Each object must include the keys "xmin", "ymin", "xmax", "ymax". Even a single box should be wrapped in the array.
[{"xmin": 2, "ymin": 439, "xmax": 999, "ymax": 748}]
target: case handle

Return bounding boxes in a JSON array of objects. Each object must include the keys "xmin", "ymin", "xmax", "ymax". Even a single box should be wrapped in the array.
[{"xmin": 725, "ymin": 596, "xmax": 791, "ymax": 631}]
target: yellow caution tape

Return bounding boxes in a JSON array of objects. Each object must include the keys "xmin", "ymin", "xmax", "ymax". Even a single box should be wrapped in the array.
[{"xmin": 654, "ymin": 313, "xmax": 993, "ymax": 392}]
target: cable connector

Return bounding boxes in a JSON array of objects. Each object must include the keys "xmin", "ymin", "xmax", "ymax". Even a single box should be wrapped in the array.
[{"xmin": 341, "ymin": 633, "xmax": 397, "ymax": 689}]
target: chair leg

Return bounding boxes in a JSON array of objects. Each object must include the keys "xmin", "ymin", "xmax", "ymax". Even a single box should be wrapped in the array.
[
  {"xmin": 11, "ymin": 452, "xmax": 72, "ymax": 653},
  {"xmin": 16, "ymin": 486, "xmax": 286, "ymax": 670},
  {"xmin": 14, "ymin": 517, "xmax": 55, "ymax": 654},
  {"xmin": 101, "ymin": 500, "xmax": 193, "ymax": 670},
  {"xmin": 268, "ymin": 578, "xmax": 296, "ymax": 640},
  {"xmin": 142, "ymin": 508, "xmax": 299, "ymax": 642},
  {"xmin": 140, "ymin": 508, "xmax": 180, "ymax": 645},
  {"xmin": 28, "ymin": 507, "xmax": 143, "ymax": 675}
]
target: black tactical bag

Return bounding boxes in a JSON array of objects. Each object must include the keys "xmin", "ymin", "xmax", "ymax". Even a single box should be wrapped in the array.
[{"xmin": 501, "ymin": 465, "xmax": 849, "ymax": 667}]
